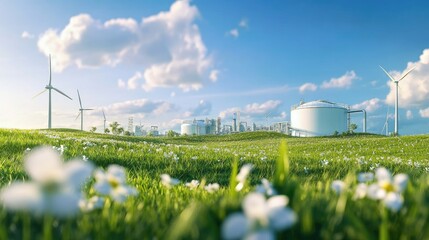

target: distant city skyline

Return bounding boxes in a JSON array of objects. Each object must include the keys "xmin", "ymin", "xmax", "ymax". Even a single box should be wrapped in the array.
[{"xmin": 1, "ymin": 0, "xmax": 429, "ymax": 135}]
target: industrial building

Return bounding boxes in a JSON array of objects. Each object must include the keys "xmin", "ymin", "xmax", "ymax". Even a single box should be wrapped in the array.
[
  {"xmin": 181, "ymin": 119, "xmax": 217, "ymax": 136},
  {"xmin": 290, "ymin": 100, "xmax": 366, "ymax": 137}
]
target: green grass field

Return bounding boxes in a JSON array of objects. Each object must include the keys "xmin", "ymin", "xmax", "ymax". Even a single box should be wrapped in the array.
[{"xmin": 0, "ymin": 129, "xmax": 429, "ymax": 239}]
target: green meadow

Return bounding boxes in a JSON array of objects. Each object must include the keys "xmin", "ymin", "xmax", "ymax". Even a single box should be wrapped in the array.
[{"xmin": 0, "ymin": 128, "xmax": 429, "ymax": 239}]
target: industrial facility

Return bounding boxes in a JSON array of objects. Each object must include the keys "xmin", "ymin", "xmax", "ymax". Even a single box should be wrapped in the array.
[{"xmin": 290, "ymin": 100, "xmax": 366, "ymax": 137}]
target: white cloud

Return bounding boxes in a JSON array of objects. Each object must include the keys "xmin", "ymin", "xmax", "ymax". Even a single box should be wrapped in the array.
[
  {"xmin": 239, "ymin": 19, "xmax": 248, "ymax": 28},
  {"xmin": 385, "ymin": 49, "xmax": 429, "ymax": 108},
  {"xmin": 209, "ymin": 70, "xmax": 219, "ymax": 82},
  {"xmin": 170, "ymin": 92, "xmax": 176, "ymax": 97},
  {"xmin": 21, "ymin": 31, "xmax": 34, "ymax": 39},
  {"xmin": 37, "ymin": 0, "xmax": 213, "ymax": 92},
  {"xmin": 370, "ymin": 80, "xmax": 377, "ymax": 87},
  {"xmin": 406, "ymin": 110, "xmax": 413, "ymax": 120},
  {"xmin": 117, "ymin": 79, "xmax": 126, "ymax": 88},
  {"xmin": 419, "ymin": 107, "xmax": 429, "ymax": 118},
  {"xmin": 97, "ymin": 99, "xmax": 175, "ymax": 116},
  {"xmin": 321, "ymin": 71, "xmax": 358, "ymax": 89},
  {"xmin": 229, "ymin": 29, "xmax": 239, "ymax": 38},
  {"xmin": 119, "ymin": 72, "xmax": 143, "ymax": 90},
  {"xmin": 219, "ymin": 100, "xmax": 282, "ymax": 119},
  {"xmin": 299, "ymin": 83, "xmax": 317, "ymax": 93},
  {"xmin": 184, "ymin": 99, "xmax": 212, "ymax": 117},
  {"xmin": 351, "ymin": 98, "xmax": 383, "ymax": 112}
]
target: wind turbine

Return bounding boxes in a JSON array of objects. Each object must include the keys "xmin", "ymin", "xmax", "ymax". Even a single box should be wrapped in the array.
[
  {"xmin": 380, "ymin": 66, "xmax": 415, "ymax": 136},
  {"xmin": 102, "ymin": 110, "xmax": 107, "ymax": 133},
  {"xmin": 76, "ymin": 90, "xmax": 93, "ymax": 131},
  {"xmin": 33, "ymin": 55, "xmax": 72, "ymax": 129}
]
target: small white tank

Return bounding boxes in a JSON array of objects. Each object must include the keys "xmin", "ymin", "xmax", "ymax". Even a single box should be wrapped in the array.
[
  {"xmin": 181, "ymin": 123, "xmax": 195, "ymax": 135},
  {"xmin": 291, "ymin": 100, "xmax": 348, "ymax": 137}
]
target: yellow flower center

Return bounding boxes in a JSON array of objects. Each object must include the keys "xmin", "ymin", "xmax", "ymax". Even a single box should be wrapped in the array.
[
  {"xmin": 380, "ymin": 181, "xmax": 394, "ymax": 192},
  {"xmin": 108, "ymin": 177, "xmax": 120, "ymax": 188}
]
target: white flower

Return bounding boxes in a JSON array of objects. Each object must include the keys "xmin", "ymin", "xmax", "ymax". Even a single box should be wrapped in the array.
[
  {"xmin": 205, "ymin": 183, "xmax": 220, "ymax": 193},
  {"xmin": 354, "ymin": 183, "xmax": 368, "ymax": 199},
  {"xmin": 357, "ymin": 172, "xmax": 374, "ymax": 183},
  {"xmin": 331, "ymin": 180, "xmax": 346, "ymax": 194},
  {"xmin": 236, "ymin": 164, "xmax": 253, "ymax": 192},
  {"xmin": 222, "ymin": 193, "xmax": 297, "ymax": 239},
  {"xmin": 160, "ymin": 174, "xmax": 180, "ymax": 188},
  {"xmin": 256, "ymin": 179, "xmax": 277, "ymax": 197},
  {"xmin": 0, "ymin": 147, "xmax": 93, "ymax": 217},
  {"xmin": 94, "ymin": 165, "xmax": 137, "ymax": 203},
  {"xmin": 79, "ymin": 196, "xmax": 105, "ymax": 212},
  {"xmin": 363, "ymin": 168, "xmax": 408, "ymax": 211},
  {"xmin": 185, "ymin": 180, "xmax": 199, "ymax": 190}
]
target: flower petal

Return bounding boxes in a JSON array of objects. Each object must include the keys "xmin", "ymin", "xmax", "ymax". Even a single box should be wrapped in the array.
[
  {"xmin": 107, "ymin": 165, "xmax": 126, "ymax": 183},
  {"xmin": 242, "ymin": 193, "xmax": 268, "ymax": 221},
  {"xmin": 49, "ymin": 190, "xmax": 81, "ymax": 217},
  {"xmin": 0, "ymin": 182, "xmax": 44, "ymax": 213},
  {"xmin": 331, "ymin": 180, "xmax": 346, "ymax": 194},
  {"xmin": 383, "ymin": 192, "xmax": 403, "ymax": 212},
  {"xmin": 94, "ymin": 181, "xmax": 112, "ymax": 195},
  {"xmin": 393, "ymin": 173, "xmax": 408, "ymax": 193},
  {"xmin": 269, "ymin": 207, "xmax": 297, "ymax": 230},
  {"xmin": 64, "ymin": 160, "xmax": 94, "ymax": 190},
  {"xmin": 221, "ymin": 213, "xmax": 248, "ymax": 240},
  {"xmin": 245, "ymin": 230, "xmax": 275, "ymax": 240},
  {"xmin": 375, "ymin": 167, "xmax": 392, "ymax": 182},
  {"xmin": 24, "ymin": 147, "xmax": 64, "ymax": 183}
]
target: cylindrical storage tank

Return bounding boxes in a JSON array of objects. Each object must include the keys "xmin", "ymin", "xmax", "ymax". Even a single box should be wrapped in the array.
[
  {"xmin": 181, "ymin": 123, "xmax": 195, "ymax": 135},
  {"xmin": 196, "ymin": 120, "xmax": 206, "ymax": 135},
  {"xmin": 291, "ymin": 100, "xmax": 348, "ymax": 137}
]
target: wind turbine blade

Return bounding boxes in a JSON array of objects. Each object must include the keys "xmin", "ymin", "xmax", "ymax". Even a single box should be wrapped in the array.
[
  {"xmin": 77, "ymin": 89, "xmax": 83, "ymax": 108},
  {"xmin": 32, "ymin": 89, "xmax": 47, "ymax": 99},
  {"xmin": 75, "ymin": 112, "xmax": 81, "ymax": 120},
  {"xmin": 83, "ymin": 108, "xmax": 94, "ymax": 111},
  {"xmin": 379, "ymin": 66, "xmax": 396, "ymax": 82},
  {"xmin": 398, "ymin": 66, "xmax": 416, "ymax": 81},
  {"xmin": 102, "ymin": 110, "xmax": 106, "ymax": 120},
  {"xmin": 49, "ymin": 54, "xmax": 52, "ymax": 86},
  {"xmin": 52, "ymin": 87, "xmax": 73, "ymax": 100}
]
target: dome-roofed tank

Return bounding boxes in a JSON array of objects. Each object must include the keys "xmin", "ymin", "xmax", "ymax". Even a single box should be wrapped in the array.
[{"xmin": 291, "ymin": 100, "xmax": 348, "ymax": 137}]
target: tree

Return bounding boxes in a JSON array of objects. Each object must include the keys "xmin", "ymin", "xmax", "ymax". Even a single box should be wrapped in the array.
[
  {"xmin": 104, "ymin": 128, "xmax": 110, "ymax": 134},
  {"xmin": 90, "ymin": 127, "xmax": 97, "ymax": 133},
  {"xmin": 117, "ymin": 127, "xmax": 124, "ymax": 135},
  {"xmin": 124, "ymin": 131, "xmax": 132, "ymax": 136},
  {"xmin": 166, "ymin": 130, "xmax": 179, "ymax": 137},
  {"xmin": 110, "ymin": 122, "xmax": 121, "ymax": 135},
  {"xmin": 349, "ymin": 123, "xmax": 358, "ymax": 134}
]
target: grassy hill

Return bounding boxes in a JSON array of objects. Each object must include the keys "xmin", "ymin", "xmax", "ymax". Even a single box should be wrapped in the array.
[{"xmin": 0, "ymin": 129, "xmax": 429, "ymax": 239}]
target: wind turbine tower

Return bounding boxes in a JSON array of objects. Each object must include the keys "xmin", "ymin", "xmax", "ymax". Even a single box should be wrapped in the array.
[
  {"xmin": 76, "ymin": 90, "xmax": 93, "ymax": 131},
  {"xmin": 102, "ymin": 110, "xmax": 107, "ymax": 133},
  {"xmin": 33, "ymin": 55, "xmax": 72, "ymax": 129},
  {"xmin": 380, "ymin": 66, "xmax": 415, "ymax": 136}
]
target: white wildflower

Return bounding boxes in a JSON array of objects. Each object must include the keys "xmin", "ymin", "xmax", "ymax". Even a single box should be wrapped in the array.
[
  {"xmin": 160, "ymin": 174, "xmax": 180, "ymax": 188},
  {"xmin": 205, "ymin": 183, "xmax": 220, "ymax": 193},
  {"xmin": 0, "ymin": 147, "xmax": 93, "ymax": 217},
  {"xmin": 331, "ymin": 180, "xmax": 346, "ymax": 194},
  {"xmin": 236, "ymin": 164, "xmax": 253, "ymax": 192},
  {"xmin": 222, "ymin": 193, "xmax": 297, "ymax": 240},
  {"xmin": 79, "ymin": 196, "xmax": 105, "ymax": 212},
  {"xmin": 94, "ymin": 165, "xmax": 137, "ymax": 203},
  {"xmin": 357, "ymin": 172, "xmax": 374, "ymax": 183},
  {"xmin": 185, "ymin": 180, "xmax": 199, "ymax": 190},
  {"xmin": 256, "ymin": 179, "xmax": 277, "ymax": 197}
]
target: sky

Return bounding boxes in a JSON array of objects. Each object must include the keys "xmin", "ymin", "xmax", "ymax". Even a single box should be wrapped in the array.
[{"xmin": 1, "ymin": 0, "xmax": 429, "ymax": 135}]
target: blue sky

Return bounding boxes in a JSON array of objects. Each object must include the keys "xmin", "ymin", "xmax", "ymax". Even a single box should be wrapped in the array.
[{"xmin": 1, "ymin": 0, "xmax": 429, "ymax": 135}]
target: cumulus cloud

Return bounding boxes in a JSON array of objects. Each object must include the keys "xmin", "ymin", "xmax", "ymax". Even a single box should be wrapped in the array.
[
  {"xmin": 118, "ymin": 72, "xmax": 143, "ymax": 90},
  {"xmin": 21, "ymin": 31, "xmax": 35, "ymax": 39},
  {"xmin": 321, "ymin": 71, "xmax": 358, "ymax": 89},
  {"xmin": 299, "ymin": 83, "xmax": 317, "ymax": 93},
  {"xmin": 37, "ymin": 0, "xmax": 213, "ymax": 91},
  {"xmin": 239, "ymin": 19, "xmax": 248, "ymax": 28},
  {"xmin": 97, "ymin": 99, "xmax": 175, "ymax": 116},
  {"xmin": 406, "ymin": 110, "xmax": 414, "ymax": 120},
  {"xmin": 209, "ymin": 70, "xmax": 219, "ymax": 82},
  {"xmin": 385, "ymin": 49, "xmax": 429, "ymax": 108},
  {"xmin": 219, "ymin": 100, "xmax": 282, "ymax": 119},
  {"xmin": 184, "ymin": 100, "xmax": 212, "ymax": 117},
  {"xmin": 229, "ymin": 29, "xmax": 239, "ymax": 38},
  {"xmin": 351, "ymin": 98, "xmax": 383, "ymax": 112},
  {"xmin": 419, "ymin": 107, "xmax": 429, "ymax": 118}
]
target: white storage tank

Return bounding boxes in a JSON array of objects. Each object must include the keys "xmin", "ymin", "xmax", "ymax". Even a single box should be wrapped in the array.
[
  {"xmin": 181, "ymin": 123, "xmax": 195, "ymax": 135},
  {"xmin": 291, "ymin": 100, "xmax": 348, "ymax": 137}
]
